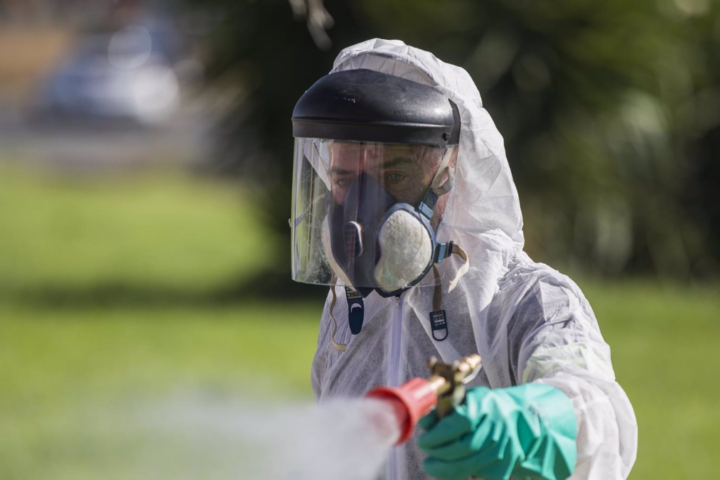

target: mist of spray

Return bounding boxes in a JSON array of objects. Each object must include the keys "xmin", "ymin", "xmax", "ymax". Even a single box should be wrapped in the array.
[{"xmin": 129, "ymin": 394, "xmax": 400, "ymax": 480}]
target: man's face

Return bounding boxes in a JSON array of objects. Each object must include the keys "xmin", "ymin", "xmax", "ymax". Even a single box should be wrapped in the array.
[{"xmin": 327, "ymin": 142, "xmax": 445, "ymax": 206}]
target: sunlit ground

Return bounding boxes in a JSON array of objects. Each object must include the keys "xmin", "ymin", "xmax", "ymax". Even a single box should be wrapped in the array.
[{"xmin": 0, "ymin": 164, "xmax": 717, "ymax": 479}]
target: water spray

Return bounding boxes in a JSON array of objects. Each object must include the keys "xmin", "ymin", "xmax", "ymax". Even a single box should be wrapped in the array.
[
  {"xmin": 365, "ymin": 354, "xmax": 482, "ymax": 444},
  {"xmin": 103, "ymin": 354, "xmax": 483, "ymax": 480}
]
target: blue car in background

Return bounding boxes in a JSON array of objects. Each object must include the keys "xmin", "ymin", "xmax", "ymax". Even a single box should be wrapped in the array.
[{"xmin": 33, "ymin": 25, "xmax": 190, "ymax": 127}]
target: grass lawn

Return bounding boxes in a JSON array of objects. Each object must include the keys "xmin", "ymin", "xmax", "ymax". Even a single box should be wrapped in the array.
[
  {"xmin": 583, "ymin": 282, "xmax": 720, "ymax": 479},
  {"xmin": 0, "ymin": 164, "xmax": 717, "ymax": 479}
]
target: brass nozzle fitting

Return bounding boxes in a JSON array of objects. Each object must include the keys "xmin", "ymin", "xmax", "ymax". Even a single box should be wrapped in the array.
[{"xmin": 425, "ymin": 354, "xmax": 482, "ymax": 418}]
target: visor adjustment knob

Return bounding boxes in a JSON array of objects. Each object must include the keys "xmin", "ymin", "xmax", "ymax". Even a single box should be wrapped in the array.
[{"xmin": 343, "ymin": 221, "xmax": 364, "ymax": 257}]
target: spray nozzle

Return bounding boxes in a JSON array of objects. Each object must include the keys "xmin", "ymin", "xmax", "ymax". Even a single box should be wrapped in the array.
[{"xmin": 365, "ymin": 354, "xmax": 482, "ymax": 445}]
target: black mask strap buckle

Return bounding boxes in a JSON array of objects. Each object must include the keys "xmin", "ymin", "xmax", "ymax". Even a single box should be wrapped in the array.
[{"xmin": 345, "ymin": 287, "xmax": 365, "ymax": 335}]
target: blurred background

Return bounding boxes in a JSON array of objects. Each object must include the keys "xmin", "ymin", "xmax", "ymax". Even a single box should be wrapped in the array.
[{"xmin": 0, "ymin": 0, "xmax": 718, "ymax": 478}]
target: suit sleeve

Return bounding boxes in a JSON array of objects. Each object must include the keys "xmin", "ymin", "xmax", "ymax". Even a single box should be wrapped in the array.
[{"xmin": 509, "ymin": 274, "xmax": 638, "ymax": 480}]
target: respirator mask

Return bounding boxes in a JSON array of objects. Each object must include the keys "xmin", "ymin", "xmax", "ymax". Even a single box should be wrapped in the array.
[{"xmin": 320, "ymin": 142, "xmax": 457, "ymax": 297}]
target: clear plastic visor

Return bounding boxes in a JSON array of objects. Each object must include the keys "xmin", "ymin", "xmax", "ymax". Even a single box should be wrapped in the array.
[{"xmin": 291, "ymin": 138, "xmax": 454, "ymax": 290}]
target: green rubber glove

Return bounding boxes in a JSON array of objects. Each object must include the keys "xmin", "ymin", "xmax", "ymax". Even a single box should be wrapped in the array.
[{"xmin": 417, "ymin": 384, "xmax": 577, "ymax": 480}]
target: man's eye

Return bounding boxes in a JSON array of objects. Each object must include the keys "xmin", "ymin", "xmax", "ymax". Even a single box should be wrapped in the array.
[
  {"xmin": 386, "ymin": 173, "xmax": 405, "ymax": 183},
  {"xmin": 334, "ymin": 178, "xmax": 351, "ymax": 187}
]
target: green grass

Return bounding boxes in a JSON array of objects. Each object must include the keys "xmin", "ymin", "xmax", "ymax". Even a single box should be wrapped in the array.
[
  {"xmin": 582, "ymin": 282, "xmax": 720, "ymax": 479},
  {"xmin": 0, "ymin": 165, "xmax": 276, "ymax": 293},
  {"xmin": 0, "ymin": 164, "xmax": 718, "ymax": 479}
]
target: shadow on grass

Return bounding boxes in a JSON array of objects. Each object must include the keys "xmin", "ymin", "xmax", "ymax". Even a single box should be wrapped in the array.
[{"xmin": 4, "ymin": 270, "xmax": 329, "ymax": 309}]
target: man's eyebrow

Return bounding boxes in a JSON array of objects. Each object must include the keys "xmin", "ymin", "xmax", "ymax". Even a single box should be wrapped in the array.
[
  {"xmin": 329, "ymin": 167, "xmax": 356, "ymax": 175},
  {"xmin": 383, "ymin": 157, "xmax": 416, "ymax": 169},
  {"xmin": 328, "ymin": 157, "xmax": 415, "ymax": 175}
]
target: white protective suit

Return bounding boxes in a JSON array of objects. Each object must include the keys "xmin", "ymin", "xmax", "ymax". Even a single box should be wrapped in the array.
[{"xmin": 310, "ymin": 39, "xmax": 638, "ymax": 480}]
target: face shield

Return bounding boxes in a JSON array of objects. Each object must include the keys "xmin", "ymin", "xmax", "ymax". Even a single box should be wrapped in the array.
[
  {"xmin": 291, "ymin": 139, "xmax": 457, "ymax": 295},
  {"xmin": 291, "ymin": 68, "xmax": 464, "ymax": 297}
]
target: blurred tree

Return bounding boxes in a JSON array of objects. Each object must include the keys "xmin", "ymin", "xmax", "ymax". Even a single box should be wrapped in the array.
[
  {"xmin": 183, "ymin": 0, "xmax": 719, "ymax": 280},
  {"xmin": 678, "ymin": 1, "xmax": 720, "ymax": 277}
]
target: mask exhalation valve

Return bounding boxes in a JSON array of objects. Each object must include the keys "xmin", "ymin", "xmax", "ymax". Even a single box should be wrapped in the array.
[{"xmin": 343, "ymin": 221, "xmax": 364, "ymax": 257}]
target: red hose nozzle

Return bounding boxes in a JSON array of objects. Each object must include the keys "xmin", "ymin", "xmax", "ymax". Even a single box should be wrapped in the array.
[{"xmin": 365, "ymin": 377, "xmax": 438, "ymax": 445}]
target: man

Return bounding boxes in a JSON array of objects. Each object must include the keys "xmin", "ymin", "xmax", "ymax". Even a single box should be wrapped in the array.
[{"xmin": 290, "ymin": 39, "xmax": 637, "ymax": 480}]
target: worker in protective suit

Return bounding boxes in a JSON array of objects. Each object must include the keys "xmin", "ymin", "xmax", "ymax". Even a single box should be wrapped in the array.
[{"xmin": 290, "ymin": 39, "xmax": 637, "ymax": 480}]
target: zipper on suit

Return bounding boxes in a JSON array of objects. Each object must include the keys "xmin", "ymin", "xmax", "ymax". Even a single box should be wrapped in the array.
[
  {"xmin": 387, "ymin": 294, "xmax": 404, "ymax": 480},
  {"xmin": 389, "ymin": 295, "xmax": 404, "ymax": 387}
]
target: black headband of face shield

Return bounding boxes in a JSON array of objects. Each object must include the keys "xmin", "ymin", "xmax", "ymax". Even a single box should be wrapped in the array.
[{"xmin": 292, "ymin": 69, "xmax": 461, "ymax": 147}]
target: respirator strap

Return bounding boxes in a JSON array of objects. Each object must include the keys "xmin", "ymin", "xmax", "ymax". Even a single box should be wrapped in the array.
[
  {"xmin": 448, "ymin": 244, "xmax": 469, "ymax": 292},
  {"xmin": 433, "ymin": 242, "xmax": 469, "ymax": 291},
  {"xmin": 434, "ymin": 241, "xmax": 453, "ymax": 263},
  {"xmin": 417, "ymin": 147, "xmax": 456, "ymax": 220},
  {"xmin": 417, "ymin": 190, "xmax": 438, "ymax": 220},
  {"xmin": 430, "ymin": 266, "xmax": 449, "ymax": 342},
  {"xmin": 431, "ymin": 147, "xmax": 456, "ymax": 196},
  {"xmin": 427, "ymin": 244, "xmax": 469, "ymax": 342},
  {"xmin": 328, "ymin": 282, "xmax": 347, "ymax": 352},
  {"xmin": 432, "ymin": 266, "xmax": 443, "ymax": 312}
]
